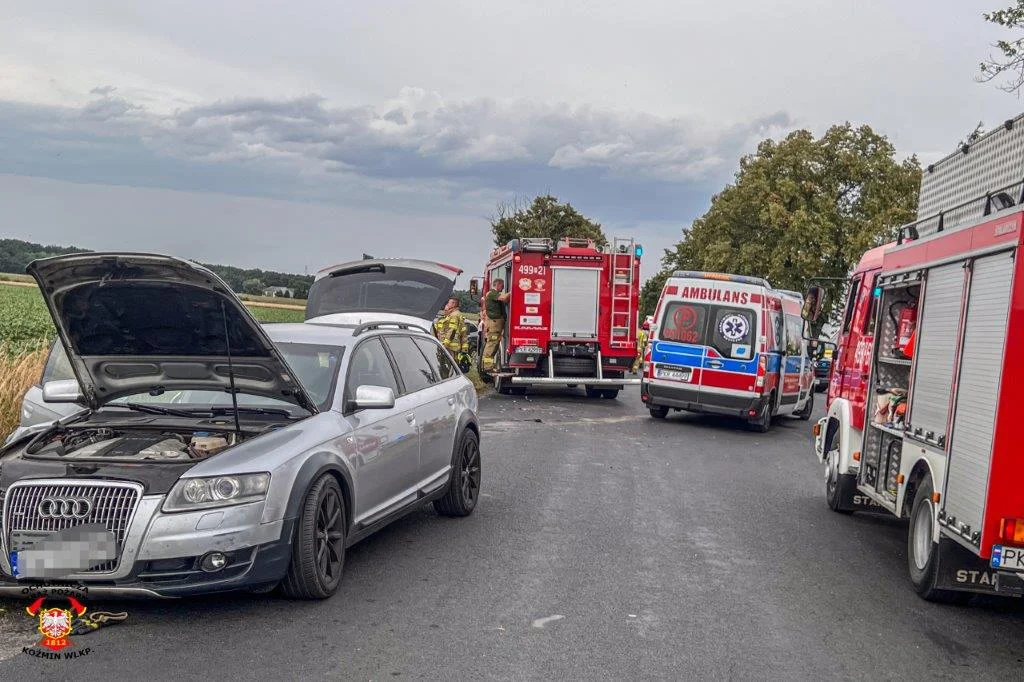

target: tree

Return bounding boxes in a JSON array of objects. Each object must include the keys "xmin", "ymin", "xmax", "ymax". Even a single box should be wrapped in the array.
[
  {"xmin": 980, "ymin": 2, "xmax": 1024, "ymax": 93},
  {"xmin": 662, "ymin": 123, "xmax": 921, "ymax": 332},
  {"xmin": 451, "ymin": 289, "xmax": 480, "ymax": 314},
  {"xmin": 490, "ymin": 194, "xmax": 606, "ymax": 247},
  {"xmin": 242, "ymin": 278, "xmax": 266, "ymax": 295}
]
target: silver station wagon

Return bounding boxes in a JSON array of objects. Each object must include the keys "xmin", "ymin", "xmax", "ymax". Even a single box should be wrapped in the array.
[{"xmin": 0, "ymin": 253, "xmax": 481, "ymax": 599}]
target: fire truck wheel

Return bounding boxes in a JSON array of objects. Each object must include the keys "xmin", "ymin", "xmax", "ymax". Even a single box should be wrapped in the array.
[
  {"xmin": 601, "ymin": 389, "xmax": 619, "ymax": 399},
  {"xmin": 434, "ymin": 429, "xmax": 481, "ymax": 517},
  {"xmin": 585, "ymin": 387, "xmax": 602, "ymax": 398},
  {"xmin": 509, "ymin": 387, "xmax": 527, "ymax": 396},
  {"xmin": 649, "ymin": 405, "xmax": 669, "ymax": 419},
  {"xmin": 495, "ymin": 375, "xmax": 512, "ymax": 395},
  {"xmin": 824, "ymin": 445, "xmax": 853, "ymax": 514},
  {"xmin": 796, "ymin": 391, "xmax": 814, "ymax": 420},
  {"xmin": 907, "ymin": 474, "xmax": 970, "ymax": 604}
]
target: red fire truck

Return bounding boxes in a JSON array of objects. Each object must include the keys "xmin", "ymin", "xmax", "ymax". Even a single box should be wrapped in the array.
[
  {"xmin": 473, "ymin": 237, "xmax": 642, "ymax": 397},
  {"xmin": 809, "ymin": 114, "xmax": 1024, "ymax": 602}
]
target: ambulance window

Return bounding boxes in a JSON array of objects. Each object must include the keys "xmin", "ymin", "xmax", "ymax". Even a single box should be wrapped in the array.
[
  {"xmin": 770, "ymin": 311, "xmax": 785, "ymax": 353},
  {"xmin": 842, "ymin": 275, "xmax": 863, "ymax": 334},
  {"xmin": 785, "ymin": 315, "xmax": 805, "ymax": 355},
  {"xmin": 660, "ymin": 302, "xmax": 708, "ymax": 344},
  {"xmin": 709, "ymin": 307, "xmax": 756, "ymax": 359},
  {"xmin": 863, "ymin": 274, "xmax": 880, "ymax": 335}
]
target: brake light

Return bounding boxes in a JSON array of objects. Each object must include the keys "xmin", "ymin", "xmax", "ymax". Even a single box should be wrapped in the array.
[
  {"xmin": 1000, "ymin": 518, "xmax": 1024, "ymax": 544},
  {"xmin": 755, "ymin": 355, "xmax": 766, "ymax": 390}
]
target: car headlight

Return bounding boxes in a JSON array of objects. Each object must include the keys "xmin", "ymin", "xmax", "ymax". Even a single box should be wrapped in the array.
[{"xmin": 163, "ymin": 473, "xmax": 271, "ymax": 512}]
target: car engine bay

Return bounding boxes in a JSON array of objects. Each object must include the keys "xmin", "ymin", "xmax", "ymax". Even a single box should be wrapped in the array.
[{"xmin": 26, "ymin": 428, "xmax": 240, "ymax": 461}]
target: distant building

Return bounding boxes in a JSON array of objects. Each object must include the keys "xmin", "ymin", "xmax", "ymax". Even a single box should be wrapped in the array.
[{"xmin": 262, "ymin": 286, "xmax": 295, "ymax": 298}]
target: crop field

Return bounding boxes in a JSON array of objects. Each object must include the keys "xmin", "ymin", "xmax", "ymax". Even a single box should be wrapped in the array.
[{"xmin": 0, "ymin": 284, "xmax": 303, "ymax": 440}]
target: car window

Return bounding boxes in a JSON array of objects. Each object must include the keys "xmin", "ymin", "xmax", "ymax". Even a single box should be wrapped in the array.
[
  {"xmin": 344, "ymin": 338, "xmax": 400, "ymax": 406},
  {"xmin": 413, "ymin": 337, "xmax": 457, "ymax": 381},
  {"xmin": 785, "ymin": 314, "xmax": 805, "ymax": 356},
  {"xmin": 275, "ymin": 342, "xmax": 345, "ymax": 410},
  {"xmin": 708, "ymin": 307, "xmax": 756, "ymax": 359},
  {"xmin": 383, "ymin": 335, "xmax": 436, "ymax": 393},
  {"xmin": 659, "ymin": 301, "xmax": 708, "ymax": 344},
  {"xmin": 842, "ymin": 275, "xmax": 863, "ymax": 334},
  {"xmin": 41, "ymin": 342, "xmax": 75, "ymax": 383}
]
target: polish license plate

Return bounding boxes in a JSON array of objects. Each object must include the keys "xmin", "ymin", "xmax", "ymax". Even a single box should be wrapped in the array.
[
  {"xmin": 992, "ymin": 545, "xmax": 1024, "ymax": 572},
  {"xmin": 9, "ymin": 525, "xmax": 117, "ymax": 579},
  {"xmin": 655, "ymin": 366, "xmax": 691, "ymax": 382}
]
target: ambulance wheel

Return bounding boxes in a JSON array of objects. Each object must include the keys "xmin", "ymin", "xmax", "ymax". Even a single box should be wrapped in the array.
[
  {"xmin": 907, "ymin": 474, "xmax": 971, "ymax": 604},
  {"xmin": 649, "ymin": 405, "xmax": 669, "ymax": 419},
  {"xmin": 750, "ymin": 393, "xmax": 774, "ymax": 433},
  {"xmin": 601, "ymin": 390, "xmax": 619, "ymax": 400},
  {"xmin": 796, "ymin": 391, "xmax": 814, "ymax": 420}
]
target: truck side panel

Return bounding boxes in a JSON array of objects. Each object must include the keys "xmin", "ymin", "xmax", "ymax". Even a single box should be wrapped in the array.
[{"xmin": 944, "ymin": 250, "xmax": 1014, "ymax": 549}]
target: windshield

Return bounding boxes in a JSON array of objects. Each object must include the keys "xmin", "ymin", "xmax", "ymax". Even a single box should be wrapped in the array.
[
  {"xmin": 658, "ymin": 301, "xmax": 757, "ymax": 360},
  {"xmin": 305, "ymin": 264, "xmax": 454, "ymax": 320},
  {"xmin": 96, "ymin": 342, "xmax": 344, "ymax": 412}
]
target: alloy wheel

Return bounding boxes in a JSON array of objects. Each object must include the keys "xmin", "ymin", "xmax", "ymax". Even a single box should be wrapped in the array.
[{"xmin": 315, "ymin": 488, "xmax": 345, "ymax": 583}]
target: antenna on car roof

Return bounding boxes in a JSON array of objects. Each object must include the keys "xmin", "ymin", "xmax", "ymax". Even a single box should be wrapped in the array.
[{"xmin": 220, "ymin": 300, "xmax": 243, "ymax": 437}]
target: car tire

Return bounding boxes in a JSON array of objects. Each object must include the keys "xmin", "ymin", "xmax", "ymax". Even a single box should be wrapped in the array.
[
  {"xmin": 750, "ymin": 392, "xmax": 775, "ymax": 432},
  {"xmin": 907, "ymin": 474, "xmax": 972, "ymax": 604},
  {"xmin": 796, "ymin": 390, "xmax": 814, "ymax": 421},
  {"xmin": 601, "ymin": 389, "xmax": 619, "ymax": 399},
  {"xmin": 434, "ymin": 429, "xmax": 481, "ymax": 517},
  {"xmin": 280, "ymin": 474, "xmax": 346, "ymax": 600},
  {"xmin": 649, "ymin": 405, "xmax": 669, "ymax": 419}
]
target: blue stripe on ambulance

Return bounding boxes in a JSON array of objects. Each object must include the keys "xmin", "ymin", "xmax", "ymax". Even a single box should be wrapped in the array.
[{"xmin": 651, "ymin": 340, "xmax": 761, "ymax": 374}]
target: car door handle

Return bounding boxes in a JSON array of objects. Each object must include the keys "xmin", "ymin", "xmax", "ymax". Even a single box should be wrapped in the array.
[
  {"xmin": 405, "ymin": 412, "xmax": 416, "ymax": 424},
  {"xmin": 707, "ymin": 360, "xmax": 723, "ymax": 369},
  {"xmin": 447, "ymin": 396, "xmax": 456, "ymax": 406}
]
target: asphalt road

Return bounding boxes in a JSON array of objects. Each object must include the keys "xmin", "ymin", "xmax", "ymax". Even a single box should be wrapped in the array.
[{"xmin": 1, "ymin": 387, "xmax": 1022, "ymax": 680}]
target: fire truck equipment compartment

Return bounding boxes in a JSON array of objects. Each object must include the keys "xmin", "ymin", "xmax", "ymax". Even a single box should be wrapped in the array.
[{"xmin": 550, "ymin": 267, "xmax": 600, "ymax": 339}]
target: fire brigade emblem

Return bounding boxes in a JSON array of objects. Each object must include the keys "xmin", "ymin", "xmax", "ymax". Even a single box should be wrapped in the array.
[
  {"xmin": 518, "ymin": 277, "xmax": 532, "ymax": 291},
  {"xmin": 719, "ymin": 314, "xmax": 748, "ymax": 342},
  {"xmin": 533, "ymin": 279, "xmax": 546, "ymax": 292}
]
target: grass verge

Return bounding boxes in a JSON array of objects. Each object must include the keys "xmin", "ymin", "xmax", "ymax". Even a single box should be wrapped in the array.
[{"xmin": 0, "ymin": 343, "xmax": 47, "ymax": 441}]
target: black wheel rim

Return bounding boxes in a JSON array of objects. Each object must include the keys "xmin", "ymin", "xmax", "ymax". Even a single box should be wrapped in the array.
[
  {"xmin": 315, "ymin": 489, "xmax": 345, "ymax": 583},
  {"xmin": 460, "ymin": 438, "xmax": 481, "ymax": 505}
]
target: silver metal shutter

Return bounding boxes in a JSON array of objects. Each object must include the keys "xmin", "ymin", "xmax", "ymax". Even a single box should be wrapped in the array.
[
  {"xmin": 944, "ymin": 251, "xmax": 1014, "ymax": 536},
  {"xmin": 908, "ymin": 263, "xmax": 966, "ymax": 444},
  {"xmin": 550, "ymin": 267, "xmax": 600, "ymax": 338}
]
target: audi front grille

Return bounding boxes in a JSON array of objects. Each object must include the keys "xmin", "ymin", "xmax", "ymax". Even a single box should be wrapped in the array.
[{"xmin": 2, "ymin": 480, "xmax": 143, "ymax": 574}]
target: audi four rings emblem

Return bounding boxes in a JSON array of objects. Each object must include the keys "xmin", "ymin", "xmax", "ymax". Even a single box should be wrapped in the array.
[{"xmin": 37, "ymin": 497, "xmax": 93, "ymax": 519}]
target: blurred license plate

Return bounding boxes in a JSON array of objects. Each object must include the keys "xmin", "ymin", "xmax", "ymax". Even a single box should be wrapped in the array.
[
  {"xmin": 992, "ymin": 545, "xmax": 1024, "ymax": 572},
  {"xmin": 9, "ymin": 525, "xmax": 117, "ymax": 579},
  {"xmin": 655, "ymin": 367, "xmax": 690, "ymax": 381}
]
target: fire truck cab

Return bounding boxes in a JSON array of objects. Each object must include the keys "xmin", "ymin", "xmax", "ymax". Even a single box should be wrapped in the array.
[
  {"xmin": 476, "ymin": 236, "xmax": 642, "ymax": 397},
  {"xmin": 812, "ymin": 114, "xmax": 1024, "ymax": 601},
  {"xmin": 641, "ymin": 272, "xmax": 815, "ymax": 431}
]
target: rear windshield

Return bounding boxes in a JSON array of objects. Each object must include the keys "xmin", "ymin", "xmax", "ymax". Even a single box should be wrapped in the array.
[
  {"xmin": 306, "ymin": 264, "xmax": 453, "ymax": 320},
  {"xmin": 658, "ymin": 301, "xmax": 757, "ymax": 359}
]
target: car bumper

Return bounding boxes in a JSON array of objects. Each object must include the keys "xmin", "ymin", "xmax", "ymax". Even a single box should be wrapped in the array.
[
  {"xmin": 0, "ymin": 494, "xmax": 295, "ymax": 598},
  {"xmin": 641, "ymin": 380, "xmax": 767, "ymax": 419}
]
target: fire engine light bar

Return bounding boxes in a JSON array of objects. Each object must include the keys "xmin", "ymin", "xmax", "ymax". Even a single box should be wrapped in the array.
[{"xmin": 1000, "ymin": 518, "xmax": 1024, "ymax": 543}]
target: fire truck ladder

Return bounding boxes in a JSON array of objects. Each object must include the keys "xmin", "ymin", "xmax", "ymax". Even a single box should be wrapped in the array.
[{"xmin": 609, "ymin": 237, "xmax": 636, "ymax": 349}]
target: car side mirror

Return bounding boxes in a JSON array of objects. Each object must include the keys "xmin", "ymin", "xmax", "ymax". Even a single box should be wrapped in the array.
[
  {"xmin": 352, "ymin": 385, "xmax": 395, "ymax": 410},
  {"xmin": 469, "ymin": 278, "xmax": 480, "ymax": 298},
  {"xmin": 41, "ymin": 379, "xmax": 84, "ymax": 404},
  {"xmin": 801, "ymin": 286, "xmax": 826, "ymax": 322}
]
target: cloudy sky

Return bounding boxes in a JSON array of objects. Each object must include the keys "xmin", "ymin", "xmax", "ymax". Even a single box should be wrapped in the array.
[{"xmin": 0, "ymin": 0, "xmax": 1019, "ymax": 282}]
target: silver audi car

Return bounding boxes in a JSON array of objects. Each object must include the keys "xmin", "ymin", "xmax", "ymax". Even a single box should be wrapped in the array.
[{"xmin": 0, "ymin": 253, "xmax": 481, "ymax": 599}]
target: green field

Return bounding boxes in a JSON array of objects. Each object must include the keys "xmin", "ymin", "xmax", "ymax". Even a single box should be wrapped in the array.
[{"xmin": 0, "ymin": 284, "xmax": 304, "ymax": 353}]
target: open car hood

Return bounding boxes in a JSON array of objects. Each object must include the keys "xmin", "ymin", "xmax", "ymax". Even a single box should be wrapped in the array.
[
  {"xmin": 27, "ymin": 253, "xmax": 318, "ymax": 413},
  {"xmin": 305, "ymin": 258, "xmax": 461, "ymax": 327}
]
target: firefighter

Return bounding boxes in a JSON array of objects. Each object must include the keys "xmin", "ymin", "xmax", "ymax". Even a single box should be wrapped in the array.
[
  {"xmin": 432, "ymin": 298, "xmax": 471, "ymax": 372},
  {"xmin": 482, "ymin": 279, "xmax": 510, "ymax": 372},
  {"xmin": 634, "ymin": 320, "xmax": 650, "ymax": 373}
]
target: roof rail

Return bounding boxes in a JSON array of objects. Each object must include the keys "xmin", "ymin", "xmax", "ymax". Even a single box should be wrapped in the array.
[{"xmin": 351, "ymin": 321, "xmax": 432, "ymax": 337}]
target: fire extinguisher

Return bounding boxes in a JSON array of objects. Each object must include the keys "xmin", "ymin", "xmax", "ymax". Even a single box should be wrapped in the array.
[{"xmin": 890, "ymin": 302, "xmax": 917, "ymax": 358}]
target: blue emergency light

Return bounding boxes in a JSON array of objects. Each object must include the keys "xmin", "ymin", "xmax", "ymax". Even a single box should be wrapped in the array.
[{"xmin": 874, "ymin": 287, "xmax": 882, "ymax": 297}]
